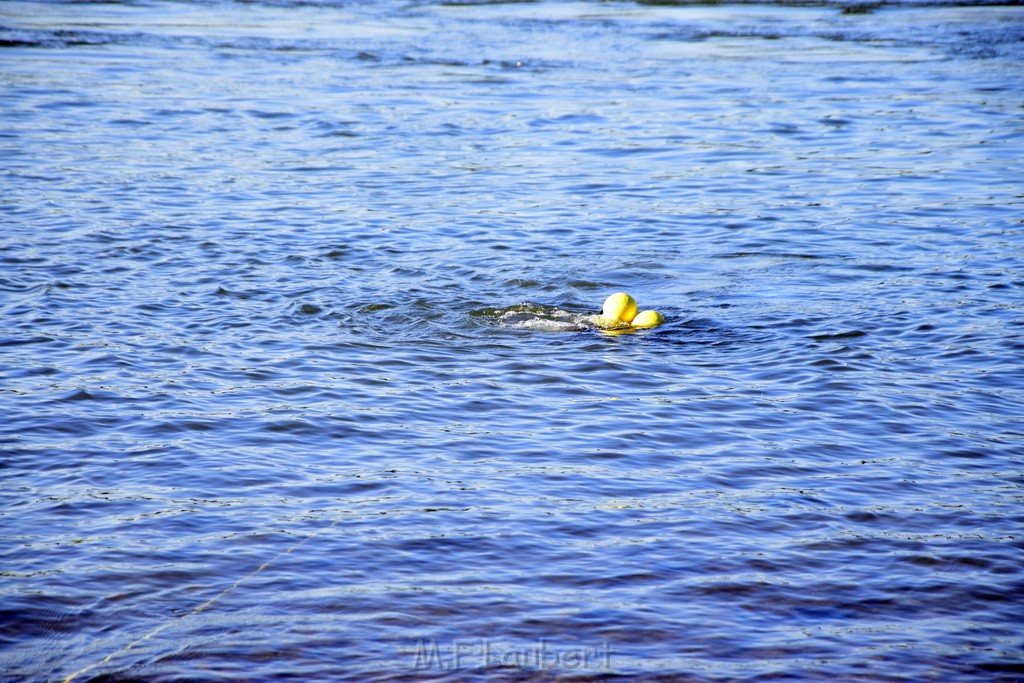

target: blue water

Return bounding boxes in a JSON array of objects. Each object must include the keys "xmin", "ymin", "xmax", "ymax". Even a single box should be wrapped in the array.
[{"xmin": 2, "ymin": 1, "xmax": 1023, "ymax": 681}]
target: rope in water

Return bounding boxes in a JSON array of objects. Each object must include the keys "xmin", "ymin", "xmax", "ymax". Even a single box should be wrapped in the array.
[{"xmin": 63, "ymin": 517, "xmax": 339, "ymax": 683}]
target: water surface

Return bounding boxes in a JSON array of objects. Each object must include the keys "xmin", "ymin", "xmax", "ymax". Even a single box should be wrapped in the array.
[{"xmin": 1, "ymin": 0, "xmax": 1023, "ymax": 681}]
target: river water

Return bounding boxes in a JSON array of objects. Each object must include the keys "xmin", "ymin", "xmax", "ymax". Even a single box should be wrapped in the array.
[{"xmin": 1, "ymin": 0, "xmax": 1023, "ymax": 681}]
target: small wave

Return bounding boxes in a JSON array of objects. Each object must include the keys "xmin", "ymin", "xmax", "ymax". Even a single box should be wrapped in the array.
[
  {"xmin": 472, "ymin": 302, "xmax": 595, "ymax": 332},
  {"xmin": 509, "ymin": 317, "xmax": 590, "ymax": 332}
]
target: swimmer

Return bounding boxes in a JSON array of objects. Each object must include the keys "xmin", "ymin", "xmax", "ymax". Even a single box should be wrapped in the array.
[{"xmin": 597, "ymin": 292, "xmax": 664, "ymax": 330}]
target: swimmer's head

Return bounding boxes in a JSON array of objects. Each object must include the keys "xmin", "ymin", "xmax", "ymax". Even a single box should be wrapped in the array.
[
  {"xmin": 602, "ymin": 292, "xmax": 638, "ymax": 324},
  {"xmin": 631, "ymin": 309, "xmax": 665, "ymax": 329}
]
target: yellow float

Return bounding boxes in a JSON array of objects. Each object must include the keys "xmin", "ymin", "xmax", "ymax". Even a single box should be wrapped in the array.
[
  {"xmin": 596, "ymin": 292, "xmax": 664, "ymax": 330},
  {"xmin": 631, "ymin": 309, "xmax": 665, "ymax": 328}
]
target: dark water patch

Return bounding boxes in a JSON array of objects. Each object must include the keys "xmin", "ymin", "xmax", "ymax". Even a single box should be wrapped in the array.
[
  {"xmin": 808, "ymin": 329, "xmax": 868, "ymax": 341},
  {"xmin": 716, "ymin": 250, "xmax": 828, "ymax": 260},
  {"xmin": 0, "ymin": 335, "xmax": 56, "ymax": 348},
  {"xmin": 0, "ymin": 37, "xmax": 46, "ymax": 49}
]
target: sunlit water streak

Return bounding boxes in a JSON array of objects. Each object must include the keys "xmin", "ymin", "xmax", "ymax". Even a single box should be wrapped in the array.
[{"xmin": 1, "ymin": 0, "xmax": 1022, "ymax": 681}]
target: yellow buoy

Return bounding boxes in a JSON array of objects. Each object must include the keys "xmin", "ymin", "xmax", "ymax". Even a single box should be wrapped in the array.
[
  {"xmin": 631, "ymin": 309, "xmax": 665, "ymax": 329},
  {"xmin": 601, "ymin": 292, "xmax": 638, "ymax": 325}
]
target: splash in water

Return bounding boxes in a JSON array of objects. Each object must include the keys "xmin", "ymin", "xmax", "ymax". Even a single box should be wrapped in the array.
[
  {"xmin": 473, "ymin": 302, "xmax": 594, "ymax": 332},
  {"xmin": 475, "ymin": 293, "xmax": 665, "ymax": 333}
]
